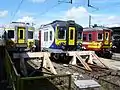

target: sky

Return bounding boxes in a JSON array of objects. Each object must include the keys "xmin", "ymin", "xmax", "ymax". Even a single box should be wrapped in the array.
[{"xmin": 1, "ymin": 0, "xmax": 120, "ymax": 28}]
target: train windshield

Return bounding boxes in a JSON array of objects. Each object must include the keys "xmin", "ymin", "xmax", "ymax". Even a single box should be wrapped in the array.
[
  {"xmin": 98, "ymin": 33, "xmax": 103, "ymax": 40},
  {"xmin": 77, "ymin": 31, "xmax": 82, "ymax": 39},
  {"xmin": 58, "ymin": 27, "xmax": 66, "ymax": 40},
  {"xmin": 28, "ymin": 31, "xmax": 33, "ymax": 39},
  {"xmin": 8, "ymin": 30, "xmax": 14, "ymax": 38}
]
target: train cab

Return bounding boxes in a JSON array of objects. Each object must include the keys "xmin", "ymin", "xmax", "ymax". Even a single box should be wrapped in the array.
[
  {"xmin": 82, "ymin": 27, "xmax": 112, "ymax": 58},
  {"xmin": 5, "ymin": 22, "xmax": 35, "ymax": 51},
  {"xmin": 39, "ymin": 20, "xmax": 83, "ymax": 52}
]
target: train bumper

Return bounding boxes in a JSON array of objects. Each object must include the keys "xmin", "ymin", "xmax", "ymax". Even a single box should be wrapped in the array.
[{"xmin": 16, "ymin": 43, "xmax": 27, "ymax": 48}]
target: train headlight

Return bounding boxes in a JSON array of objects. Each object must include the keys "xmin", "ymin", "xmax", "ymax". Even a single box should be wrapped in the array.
[
  {"xmin": 77, "ymin": 43, "xmax": 82, "ymax": 49},
  {"xmin": 60, "ymin": 42, "xmax": 65, "ymax": 50}
]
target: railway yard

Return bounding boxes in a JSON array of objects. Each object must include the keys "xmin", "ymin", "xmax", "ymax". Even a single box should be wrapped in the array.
[
  {"xmin": 2, "ymin": 0, "xmax": 120, "ymax": 89},
  {"xmin": 0, "ymin": 21, "xmax": 120, "ymax": 90},
  {"xmin": 52, "ymin": 53, "xmax": 120, "ymax": 90},
  {"xmin": 1, "ymin": 47, "xmax": 120, "ymax": 90}
]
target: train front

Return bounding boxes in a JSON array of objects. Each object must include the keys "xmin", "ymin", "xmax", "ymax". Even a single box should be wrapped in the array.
[
  {"xmin": 5, "ymin": 22, "xmax": 35, "ymax": 52},
  {"xmin": 51, "ymin": 20, "xmax": 83, "ymax": 60},
  {"xmin": 55, "ymin": 20, "xmax": 83, "ymax": 51}
]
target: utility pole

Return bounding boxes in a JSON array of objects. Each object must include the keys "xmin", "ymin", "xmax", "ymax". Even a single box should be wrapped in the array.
[
  {"xmin": 89, "ymin": 15, "xmax": 91, "ymax": 28},
  {"xmin": 88, "ymin": 0, "xmax": 90, "ymax": 7}
]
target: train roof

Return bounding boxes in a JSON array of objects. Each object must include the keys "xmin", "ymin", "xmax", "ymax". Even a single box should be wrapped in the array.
[
  {"xmin": 40, "ymin": 20, "xmax": 83, "ymax": 29},
  {"xmin": 4, "ymin": 22, "xmax": 35, "ymax": 30},
  {"xmin": 83, "ymin": 27, "xmax": 112, "ymax": 31}
]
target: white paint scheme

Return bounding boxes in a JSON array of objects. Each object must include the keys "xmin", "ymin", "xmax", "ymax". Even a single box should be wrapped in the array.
[
  {"xmin": 40, "ymin": 25, "xmax": 55, "ymax": 50},
  {"xmin": 0, "ymin": 27, "xmax": 5, "ymax": 46}
]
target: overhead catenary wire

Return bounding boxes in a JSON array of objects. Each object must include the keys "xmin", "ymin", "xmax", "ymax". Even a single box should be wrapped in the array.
[
  {"xmin": 58, "ymin": 0, "xmax": 72, "ymax": 4},
  {"xmin": 39, "ymin": 2, "xmax": 64, "ymax": 16},
  {"xmin": 87, "ymin": 0, "xmax": 99, "ymax": 10},
  {"xmin": 10, "ymin": 0, "xmax": 24, "ymax": 22}
]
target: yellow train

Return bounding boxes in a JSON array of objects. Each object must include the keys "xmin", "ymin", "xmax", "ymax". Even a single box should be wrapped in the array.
[{"xmin": 4, "ymin": 22, "xmax": 35, "ymax": 51}]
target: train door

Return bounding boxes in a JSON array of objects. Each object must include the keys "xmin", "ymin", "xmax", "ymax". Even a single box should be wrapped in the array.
[
  {"xmin": 17, "ymin": 27, "xmax": 26, "ymax": 44},
  {"xmin": 103, "ymin": 30, "xmax": 110, "ymax": 46},
  {"xmin": 68, "ymin": 27, "xmax": 76, "ymax": 45}
]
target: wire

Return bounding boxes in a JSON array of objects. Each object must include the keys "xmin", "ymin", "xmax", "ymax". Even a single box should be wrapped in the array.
[
  {"xmin": 10, "ymin": 0, "xmax": 24, "ymax": 22},
  {"xmin": 39, "ymin": 0, "xmax": 74, "ymax": 16},
  {"xmin": 88, "ymin": 0, "xmax": 99, "ymax": 11},
  {"xmin": 58, "ymin": 0, "xmax": 72, "ymax": 4},
  {"xmin": 39, "ymin": 2, "xmax": 63, "ymax": 16}
]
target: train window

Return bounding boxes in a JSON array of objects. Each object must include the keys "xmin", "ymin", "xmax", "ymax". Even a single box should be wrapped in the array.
[
  {"xmin": 50, "ymin": 31, "xmax": 52, "ymax": 40},
  {"xmin": 28, "ymin": 31, "xmax": 33, "ymax": 39},
  {"xmin": 88, "ymin": 34, "xmax": 92, "ymax": 41},
  {"xmin": 8, "ymin": 30, "xmax": 14, "ymax": 38},
  {"xmin": 44, "ymin": 32, "xmax": 48, "ymax": 41},
  {"xmin": 98, "ymin": 33, "xmax": 103, "ymax": 40},
  {"xmin": 77, "ymin": 31, "xmax": 82, "ymax": 39},
  {"xmin": 20, "ymin": 30, "xmax": 23, "ymax": 39},
  {"xmin": 83, "ymin": 34, "xmax": 87, "ymax": 41},
  {"xmin": 105, "ymin": 32, "xmax": 109, "ymax": 40},
  {"xmin": 70, "ymin": 30, "xmax": 73, "ymax": 39},
  {"xmin": 58, "ymin": 27, "xmax": 66, "ymax": 39}
]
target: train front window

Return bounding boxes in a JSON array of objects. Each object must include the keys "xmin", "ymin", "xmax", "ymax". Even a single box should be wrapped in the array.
[
  {"xmin": 28, "ymin": 31, "xmax": 33, "ymax": 39},
  {"xmin": 88, "ymin": 34, "xmax": 92, "ymax": 41},
  {"xmin": 8, "ymin": 30, "xmax": 14, "ymax": 38},
  {"xmin": 58, "ymin": 27, "xmax": 66, "ymax": 40},
  {"xmin": 83, "ymin": 34, "xmax": 87, "ymax": 41},
  {"xmin": 98, "ymin": 33, "xmax": 103, "ymax": 40},
  {"xmin": 77, "ymin": 31, "xmax": 82, "ymax": 39},
  {"xmin": 20, "ymin": 30, "xmax": 23, "ymax": 39}
]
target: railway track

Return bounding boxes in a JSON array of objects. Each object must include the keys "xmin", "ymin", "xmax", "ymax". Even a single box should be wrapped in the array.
[{"xmin": 52, "ymin": 61, "xmax": 120, "ymax": 90}]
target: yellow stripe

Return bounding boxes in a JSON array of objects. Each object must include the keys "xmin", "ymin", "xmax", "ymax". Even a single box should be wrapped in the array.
[
  {"xmin": 88, "ymin": 41, "xmax": 102, "ymax": 48},
  {"xmin": 68, "ymin": 27, "xmax": 75, "ymax": 45},
  {"xmin": 55, "ymin": 25, "xmax": 66, "ymax": 45}
]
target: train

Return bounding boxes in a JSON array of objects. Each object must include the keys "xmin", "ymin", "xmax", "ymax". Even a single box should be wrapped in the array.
[
  {"xmin": 38, "ymin": 20, "xmax": 114, "ymax": 59},
  {"xmin": 39, "ymin": 20, "xmax": 83, "ymax": 52},
  {"xmin": 109, "ymin": 27, "xmax": 120, "ymax": 53},
  {"xmin": 0, "ymin": 27, "xmax": 5, "ymax": 46},
  {"xmin": 0, "ymin": 21, "xmax": 113, "ymax": 58},
  {"xmin": 39, "ymin": 20, "xmax": 83, "ymax": 59},
  {"xmin": 82, "ymin": 27, "xmax": 113, "ymax": 58},
  {"xmin": 0, "ymin": 22, "xmax": 35, "ymax": 52}
]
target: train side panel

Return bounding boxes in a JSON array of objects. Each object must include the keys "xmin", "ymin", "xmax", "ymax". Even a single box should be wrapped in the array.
[
  {"xmin": 0, "ymin": 27, "xmax": 5, "ymax": 46},
  {"xmin": 82, "ymin": 27, "xmax": 112, "ymax": 58},
  {"xmin": 40, "ymin": 25, "xmax": 55, "ymax": 51}
]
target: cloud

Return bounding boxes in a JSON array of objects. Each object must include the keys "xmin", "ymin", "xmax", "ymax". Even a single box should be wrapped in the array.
[
  {"xmin": 17, "ymin": 16, "xmax": 35, "ymax": 23},
  {"xmin": 16, "ymin": 6, "xmax": 120, "ymax": 28},
  {"xmin": 63, "ymin": 6, "xmax": 120, "ymax": 27},
  {"xmin": 62, "ymin": 6, "xmax": 89, "ymax": 27},
  {"xmin": 106, "ymin": 24, "xmax": 120, "ymax": 27},
  {"xmin": 30, "ymin": 0, "xmax": 46, "ymax": 3},
  {"xmin": 0, "ymin": 10, "xmax": 8, "ymax": 17},
  {"xmin": 65, "ymin": 6, "xmax": 89, "ymax": 19},
  {"xmin": 17, "ymin": 11, "xmax": 37, "ymax": 17}
]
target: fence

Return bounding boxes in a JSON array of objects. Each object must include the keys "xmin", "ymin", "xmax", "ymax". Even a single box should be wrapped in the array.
[{"xmin": 4, "ymin": 49, "xmax": 72, "ymax": 90}]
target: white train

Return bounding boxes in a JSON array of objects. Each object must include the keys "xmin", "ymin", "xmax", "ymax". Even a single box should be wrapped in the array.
[
  {"xmin": 0, "ymin": 27, "xmax": 5, "ymax": 46},
  {"xmin": 39, "ymin": 20, "xmax": 83, "ymax": 53},
  {"xmin": 0, "ymin": 22, "xmax": 35, "ymax": 51}
]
